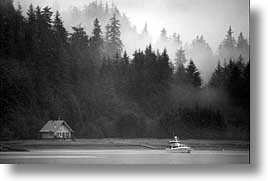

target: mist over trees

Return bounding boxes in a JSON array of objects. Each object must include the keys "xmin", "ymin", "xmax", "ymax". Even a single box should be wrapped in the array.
[
  {"xmin": 14, "ymin": 0, "xmax": 249, "ymax": 82},
  {"xmin": 61, "ymin": 1, "xmax": 153, "ymax": 58},
  {"xmin": 0, "ymin": 1, "xmax": 249, "ymax": 140}
]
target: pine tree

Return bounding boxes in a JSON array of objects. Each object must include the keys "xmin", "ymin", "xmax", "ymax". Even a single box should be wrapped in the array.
[
  {"xmin": 70, "ymin": 25, "xmax": 89, "ymax": 51},
  {"xmin": 237, "ymin": 32, "xmax": 249, "ymax": 61},
  {"xmin": 117, "ymin": 50, "xmax": 130, "ymax": 92},
  {"xmin": 105, "ymin": 13, "xmax": 123, "ymax": 58},
  {"xmin": 36, "ymin": 6, "xmax": 54, "ymax": 59},
  {"xmin": 159, "ymin": 49, "xmax": 172, "ymax": 82},
  {"xmin": 0, "ymin": 0, "xmax": 22, "ymax": 57},
  {"xmin": 243, "ymin": 61, "xmax": 250, "ymax": 106},
  {"xmin": 52, "ymin": 10, "xmax": 70, "ymax": 86},
  {"xmin": 192, "ymin": 35, "xmax": 211, "ymax": 50},
  {"xmin": 174, "ymin": 48, "xmax": 188, "ymax": 86},
  {"xmin": 145, "ymin": 44, "xmax": 153, "ymax": 56},
  {"xmin": 228, "ymin": 60, "xmax": 243, "ymax": 98},
  {"xmin": 174, "ymin": 63, "xmax": 187, "ymax": 85},
  {"xmin": 40, "ymin": 6, "xmax": 53, "ymax": 30},
  {"xmin": 185, "ymin": 60, "xmax": 202, "ymax": 87},
  {"xmin": 219, "ymin": 26, "xmax": 237, "ymax": 60},
  {"xmin": 25, "ymin": 4, "xmax": 37, "ymax": 58},
  {"xmin": 175, "ymin": 47, "xmax": 187, "ymax": 67},
  {"xmin": 122, "ymin": 50, "xmax": 129, "ymax": 64},
  {"xmin": 224, "ymin": 26, "xmax": 236, "ymax": 48},
  {"xmin": 53, "ymin": 11, "xmax": 68, "ymax": 45},
  {"xmin": 89, "ymin": 18, "xmax": 104, "ymax": 62},
  {"xmin": 209, "ymin": 61, "xmax": 224, "ymax": 88},
  {"xmin": 104, "ymin": 23, "xmax": 110, "ymax": 44},
  {"xmin": 13, "ymin": 2, "xmax": 26, "ymax": 59},
  {"xmin": 27, "ymin": 4, "xmax": 35, "ymax": 25},
  {"xmin": 160, "ymin": 28, "xmax": 168, "ymax": 42},
  {"xmin": 172, "ymin": 33, "xmax": 182, "ymax": 47},
  {"xmin": 142, "ymin": 22, "xmax": 149, "ymax": 37}
]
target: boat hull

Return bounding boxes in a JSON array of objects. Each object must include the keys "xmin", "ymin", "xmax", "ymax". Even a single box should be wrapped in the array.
[{"xmin": 165, "ymin": 147, "xmax": 192, "ymax": 153}]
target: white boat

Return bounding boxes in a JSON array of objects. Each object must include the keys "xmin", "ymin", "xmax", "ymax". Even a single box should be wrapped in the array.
[{"xmin": 166, "ymin": 136, "xmax": 192, "ymax": 153}]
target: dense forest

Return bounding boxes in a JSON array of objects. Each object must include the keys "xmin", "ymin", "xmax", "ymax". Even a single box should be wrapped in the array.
[
  {"xmin": 15, "ymin": 0, "xmax": 250, "ymax": 82},
  {"xmin": 0, "ymin": 0, "xmax": 249, "ymax": 140}
]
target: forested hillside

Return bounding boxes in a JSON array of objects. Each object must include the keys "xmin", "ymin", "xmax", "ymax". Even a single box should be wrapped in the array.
[{"xmin": 0, "ymin": 0, "xmax": 249, "ymax": 140}]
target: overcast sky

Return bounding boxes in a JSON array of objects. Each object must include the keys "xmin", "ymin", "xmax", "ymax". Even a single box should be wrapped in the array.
[{"xmin": 15, "ymin": 0, "xmax": 249, "ymax": 51}]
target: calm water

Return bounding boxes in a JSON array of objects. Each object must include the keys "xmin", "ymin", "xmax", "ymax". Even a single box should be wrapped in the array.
[{"xmin": 0, "ymin": 149, "xmax": 249, "ymax": 164}]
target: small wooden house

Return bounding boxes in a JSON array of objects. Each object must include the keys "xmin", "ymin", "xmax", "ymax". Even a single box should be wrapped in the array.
[{"xmin": 39, "ymin": 120, "xmax": 74, "ymax": 139}]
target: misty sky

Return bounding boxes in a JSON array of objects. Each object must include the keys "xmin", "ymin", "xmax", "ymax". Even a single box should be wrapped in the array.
[
  {"xmin": 15, "ymin": 0, "xmax": 249, "ymax": 52},
  {"xmin": 110, "ymin": 0, "xmax": 249, "ymax": 52}
]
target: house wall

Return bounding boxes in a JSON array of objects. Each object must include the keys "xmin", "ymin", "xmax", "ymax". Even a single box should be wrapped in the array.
[
  {"xmin": 40, "ymin": 132, "xmax": 54, "ymax": 139},
  {"xmin": 55, "ymin": 124, "xmax": 72, "ymax": 139}
]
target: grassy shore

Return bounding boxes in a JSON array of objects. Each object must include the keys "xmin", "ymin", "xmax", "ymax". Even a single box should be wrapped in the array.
[{"xmin": 0, "ymin": 139, "xmax": 249, "ymax": 151}]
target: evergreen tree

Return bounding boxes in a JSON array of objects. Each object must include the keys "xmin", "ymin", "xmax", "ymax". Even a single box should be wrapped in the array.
[
  {"xmin": 223, "ymin": 26, "xmax": 236, "ymax": 49},
  {"xmin": 172, "ymin": 33, "xmax": 182, "ymax": 47},
  {"xmin": 243, "ymin": 61, "xmax": 250, "ymax": 106},
  {"xmin": 52, "ymin": 10, "xmax": 70, "ymax": 87},
  {"xmin": 160, "ymin": 28, "xmax": 167, "ymax": 40},
  {"xmin": 35, "ymin": 6, "xmax": 54, "ymax": 59},
  {"xmin": 174, "ymin": 63, "xmax": 187, "ymax": 85},
  {"xmin": 25, "ymin": 4, "xmax": 36, "ymax": 57},
  {"xmin": 237, "ymin": 32, "xmax": 249, "ymax": 61},
  {"xmin": 70, "ymin": 25, "xmax": 89, "ymax": 52},
  {"xmin": 188, "ymin": 34, "xmax": 214, "ymax": 83},
  {"xmin": 89, "ymin": 18, "xmax": 104, "ymax": 66},
  {"xmin": 104, "ymin": 24, "xmax": 111, "ymax": 42},
  {"xmin": 157, "ymin": 48, "xmax": 173, "ymax": 84},
  {"xmin": 142, "ymin": 22, "xmax": 149, "ymax": 37},
  {"xmin": 90, "ymin": 18, "xmax": 103, "ymax": 50},
  {"xmin": 40, "ymin": 6, "xmax": 53, "ymax": 30},
  {"xmin": 185, "ymin": 60, "xmax": 202, "ymax": 87},
  {"xmin": 192, "ymin": 35, "xmax": 211, "ymax": 50},
  {"xmin": 209, "ymin": 61, "xmax": 224, "ymax": 88},
  {"xmin": 174, "ymin": 48, "xmax": 189, "ymax": 86},
  {"xmin": 122, "ymin": 50, "xmax": 129, "ymax": 64},
  {"xmin": 228, "ymin": 60, "xmax": 243, "ymax": 99},
  {"xmin": 175, "ymin": 47, "xmax": 187, "ymax": 67},
  {"xmin": 12, "ymin": 3, "xmax": 26, "ymax": 59},
  {"xmin": 69, "ymin": 25, "xmax": 91, "ymax": 84},
  {"xmin": 219, "ymin": 26, "xmax": 237, "ymax": 60},
  {"xmin": 237, "ymin": 32, "xmax": 248, "ymax": 49},
  {"xmin": 53, "ymin": 11, "xmax": 68, "ymax": 45},
  {"xmin": 0, "ymin": 0, "xmax": 24, "ymax": 57},
  {"xmin": 105, "ymin": 13, "xmax": 123, "ymax": 58}
]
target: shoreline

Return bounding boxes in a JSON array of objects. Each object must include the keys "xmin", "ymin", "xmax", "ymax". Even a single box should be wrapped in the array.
[{"xmin": 0, "ymin": 139, "xmax": 249, "ymax": 152}]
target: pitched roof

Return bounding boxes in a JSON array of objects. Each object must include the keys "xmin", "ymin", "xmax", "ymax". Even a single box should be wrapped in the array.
[{"xmin": 39, "ymin": 120, "xmax": 74, "ymax": 133}]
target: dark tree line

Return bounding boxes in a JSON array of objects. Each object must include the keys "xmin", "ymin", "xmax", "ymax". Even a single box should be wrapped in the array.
[
  {"xmin": 0, "ymin": 1, "xmax": 249, "ymax": 140},
  {"xmin": 209, "ymin": 56, "xmax": 250, "ymax": 107}
]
